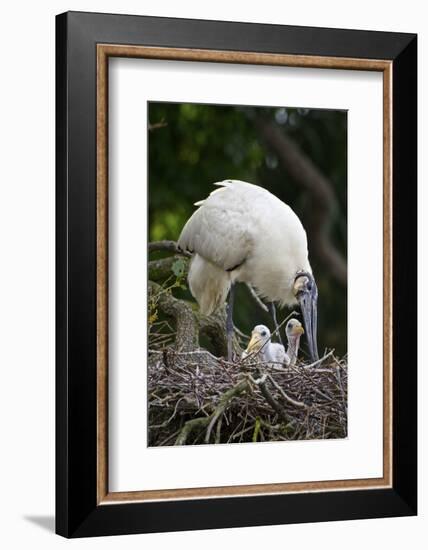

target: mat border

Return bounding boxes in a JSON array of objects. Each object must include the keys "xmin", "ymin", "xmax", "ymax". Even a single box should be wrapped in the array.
[{"xmin": 96, "ymin": 44, "xmax": 392, "ymax": 504}]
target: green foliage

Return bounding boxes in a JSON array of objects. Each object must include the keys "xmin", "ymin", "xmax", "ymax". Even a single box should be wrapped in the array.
[
  {"xmin": 252, "ymin": 417, "xmax": 261, "ymax": 443},
  {"xmin": 148, "ymin": 102, "xmax": 347, "ymax": 355},
  {"xmin": 171, "ymin": 258, "xmax": 184, "ymax": 277}
]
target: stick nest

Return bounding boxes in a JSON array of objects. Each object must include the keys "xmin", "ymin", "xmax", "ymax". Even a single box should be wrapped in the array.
[
  {"xmin": 148, "ymin": 240, "xmax": 347, "ymax": 447},
  {"xmin": 148, "ymin": 349, "xmax": 347, "ymax": 446}
]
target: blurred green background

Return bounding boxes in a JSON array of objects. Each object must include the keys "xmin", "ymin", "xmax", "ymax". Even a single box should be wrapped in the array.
[{"xmin": 148, "ymin": 102, "xmax": 347, "ymax": 357}]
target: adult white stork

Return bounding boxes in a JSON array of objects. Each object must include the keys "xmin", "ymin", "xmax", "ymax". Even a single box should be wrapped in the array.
[
  {"xmin": 242, "ymin": 319, "xmax": 304, "ymax": 366},
  {"xmin": 177, "ymin": 179, "xmax": 318, "ymax": 361}
]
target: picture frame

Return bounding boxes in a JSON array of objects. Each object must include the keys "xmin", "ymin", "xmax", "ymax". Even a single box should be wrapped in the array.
[{"xmin": 56, "ymin": 10, "xmax": 417, "ymax": 538}]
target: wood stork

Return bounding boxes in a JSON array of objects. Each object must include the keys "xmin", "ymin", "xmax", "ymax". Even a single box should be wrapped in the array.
[
  {"xmin": 242, "ymin": 319, "xmax": 304, "ymax": 366},
  {"xmin": 177, "ymin": 179, "xmax": 318, "ymax": 361}
]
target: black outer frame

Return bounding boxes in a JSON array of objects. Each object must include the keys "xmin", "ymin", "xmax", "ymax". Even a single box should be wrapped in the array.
[{"xmin": 56, "ymin": 11, "xmax": 417, "ymax": 538}]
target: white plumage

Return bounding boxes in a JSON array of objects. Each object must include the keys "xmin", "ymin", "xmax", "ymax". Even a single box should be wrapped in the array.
[
  {"xmin": 178, "ymin": 180, "xmax": 311, "ymax": 315},
  {"xmin": 241, "ymin": 325, "xmax": 287, "ymax": 364}
]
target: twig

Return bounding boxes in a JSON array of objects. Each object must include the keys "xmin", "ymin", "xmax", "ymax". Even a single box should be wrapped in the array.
[
  {"xmin": 150, "ymin": 397, "xmax": 185, "ymax": 429},
  {"xmin": 175, "ymin": 416, "xmax": 211, "ymax": 446},
  {"xmin": 251, "ymin": 370, "xmax": 288, "ymax": 422},
  {"xmin": 149, "ymin": 240, "xmax": 191, "ymax": 257},
  {"xmin": 246, "ymin": 284, "xmax": 269, "ymax": 312},
  {"xmin": 204, "ymin": 379, "xmax": 249, "ymax": 443},
  {"xmin": 300, "ymin": 349, "xmax": 335, "ymax": 369},
  {"xmin": 266, "ymin": 374, "xmax": 308, "ymax": 409},
  {"xmin": 215, "ymin": 415, "xmax": 223, "ymax": 444},
  {"xmin": 175, "ymin": 379, "xmax": 249, "ymax": 445},
  {"xmin": 148, "ymin": 120, "xmax": 168, "ymax": 131}
]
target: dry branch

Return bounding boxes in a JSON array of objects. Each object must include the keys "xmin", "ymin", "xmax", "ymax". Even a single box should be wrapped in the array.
[
  {"xmin": 149, "ymin": 240, "xmax": 191, "ymax": 256},
  {"xmin": 174, "ymin": 379, "xmax": 250, "ymax": 445},
  {"xmin": 148, "ymin": 120, "xmax": 168, "ymax": 131},
  {"xmin": 148, "ymin": 349, "xmax": 347, "ymax": 446}
]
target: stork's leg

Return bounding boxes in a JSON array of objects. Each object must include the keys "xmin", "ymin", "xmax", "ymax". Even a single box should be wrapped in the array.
[
  {"xmin": 268, "ymin": 302, "xmax": 284, "ymax": 346},
  {"xmin": 226, "ymin": 284, "xmax": 235, "ymax": 361}
]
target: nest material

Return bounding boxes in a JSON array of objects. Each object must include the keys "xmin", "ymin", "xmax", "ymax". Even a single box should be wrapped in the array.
[
  {"xmin": 148, "ymin": 240, "xmax": 347, "ymax": 447},
  {"xmin": 148, "ymin": 349, "xmax": 348, "ymax": 446}
]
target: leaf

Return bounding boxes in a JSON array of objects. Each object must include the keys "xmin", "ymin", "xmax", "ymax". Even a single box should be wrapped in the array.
[{"xmin": 171, "ymin": 258, "xmax": 186, "ymax": 278}]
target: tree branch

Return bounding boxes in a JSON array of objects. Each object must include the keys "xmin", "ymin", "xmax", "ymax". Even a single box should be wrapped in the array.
[
  {"xmin": 148, "ymin": 120, "xmax": 168, "ymax": 131},
  {"xmin": 149, "ymin": 255, "xmax": 189, "ymax": 281},
  {"xmin": 149, "ymin": 280, "xmax": 241, "ymax": 358},
  {"xmin": 149, "ymin": 240, "xmax": 191, "ymax": 257},
  {"xmin": 149, "ymin": 281, "xmax": 198, "ymax": 352},
  {"xmin": 257, "ymin": 376, "xmax": 289, "ymax": 422}
]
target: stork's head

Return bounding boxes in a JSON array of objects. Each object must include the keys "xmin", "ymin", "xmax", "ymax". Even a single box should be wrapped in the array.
[
  {"xmin": 245, "ymin": 325, "xmax": 271, "ymax": 355},
  {"xmin": 293, "ymin": 271, "xmax": 319, "ymax": 362}
]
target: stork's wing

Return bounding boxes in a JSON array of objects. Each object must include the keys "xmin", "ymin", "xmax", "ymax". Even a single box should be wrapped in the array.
[{"xmin": 178, "ymin": 181, "xmax": 254, "ymax": 271}]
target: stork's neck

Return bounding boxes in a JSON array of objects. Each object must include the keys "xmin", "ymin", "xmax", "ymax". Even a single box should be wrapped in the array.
[{"xmin": 286, "ymin": 336, "xmax": 301, "ymax": 366}]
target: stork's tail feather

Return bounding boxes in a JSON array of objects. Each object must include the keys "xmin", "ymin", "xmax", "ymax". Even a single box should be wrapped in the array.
[{"xmin": 188, "ymin": 254, "xmax": 230, "ymax": 316}]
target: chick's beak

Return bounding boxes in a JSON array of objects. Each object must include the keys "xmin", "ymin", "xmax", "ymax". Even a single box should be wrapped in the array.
[{"xmin": 246, "ymin": 333, "xmax": 261, "ymax": 354}]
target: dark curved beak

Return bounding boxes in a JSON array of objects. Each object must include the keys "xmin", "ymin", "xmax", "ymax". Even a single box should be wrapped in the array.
[{"xmin": 297, "ymin": 283, "xmax": 319, "ymax": 362}]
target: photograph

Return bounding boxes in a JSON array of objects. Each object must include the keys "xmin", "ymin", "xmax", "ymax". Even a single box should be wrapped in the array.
[{"xmin": 147, "ymin": 101, "xmax": 348, "ymax": 446}]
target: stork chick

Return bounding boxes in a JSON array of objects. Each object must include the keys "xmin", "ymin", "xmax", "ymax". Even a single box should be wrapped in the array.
[
  {"xmin": 242, "ymin": 325, "xmax": 285, "ymax": 364},
  {"xmin": 242, "ymin": 319, "xmax": 304, "ymax": 366},
  {"xmin": 284, "ymin": 318, "xmax": 304, "ymax": 366}
]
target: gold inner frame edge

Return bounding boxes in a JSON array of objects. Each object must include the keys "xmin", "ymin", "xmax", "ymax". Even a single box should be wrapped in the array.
[{"xmin": 96, "ymin": 44, "xmax": 393, "ymax": 505}]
